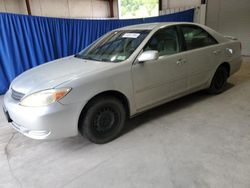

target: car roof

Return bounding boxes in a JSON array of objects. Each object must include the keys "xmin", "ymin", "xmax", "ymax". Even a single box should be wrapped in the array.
[
  {"xmin": 116, "ymin": 22, "xmax": 196, "ymax": 31},
  {"xmin": 115, "ymin": 22, "xmax": 227, "ymax": 43}
]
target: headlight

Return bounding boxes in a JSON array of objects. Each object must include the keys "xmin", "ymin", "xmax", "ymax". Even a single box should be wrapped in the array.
[{"xmin": 20, "ymin": 88, "xmax": 71, "ymax": 107}]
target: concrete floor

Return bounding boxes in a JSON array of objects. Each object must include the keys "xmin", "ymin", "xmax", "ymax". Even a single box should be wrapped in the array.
[{"xmin": 0, "ymin": 57, "xmax": 250, "ymax": 188}]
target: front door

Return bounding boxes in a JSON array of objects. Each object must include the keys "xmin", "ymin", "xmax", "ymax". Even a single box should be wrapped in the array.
[{"xmin": 132, "ymin": 26, "xmax": 188, "ymax": 111}]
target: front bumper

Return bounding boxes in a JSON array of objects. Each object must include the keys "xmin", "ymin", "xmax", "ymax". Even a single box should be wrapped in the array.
[
  {"xmin": 11, "ymin": 121, "xmax": 51, "ymax": 139},
  {"xmin": 3, "ymin": 90, "xmax": 84, "ymax": 139}
]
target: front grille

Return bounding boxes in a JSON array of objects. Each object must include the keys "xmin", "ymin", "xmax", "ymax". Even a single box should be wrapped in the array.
[{"xmin": 11, "ymin": 89, "xmax": 25, "ymax": 101}]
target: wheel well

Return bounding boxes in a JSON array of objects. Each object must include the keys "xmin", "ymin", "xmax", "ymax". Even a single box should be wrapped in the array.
[
  {"xmin": 219, "ymin": 62, "xmax": 230, "ymax": 77},
  {"xmin": 78, "ymin": 90, "xmax": 130, "ymax": 130}
]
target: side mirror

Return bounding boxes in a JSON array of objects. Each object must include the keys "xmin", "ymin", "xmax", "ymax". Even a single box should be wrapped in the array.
[{"xmin": 137, "ymin": 50, "xmax": 159, "ymax": 63}]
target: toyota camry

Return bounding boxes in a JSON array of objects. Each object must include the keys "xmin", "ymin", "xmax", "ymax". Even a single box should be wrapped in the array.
[{"xmin": 3, "ymin": 22, "xmax": 242, "ymax": 144}]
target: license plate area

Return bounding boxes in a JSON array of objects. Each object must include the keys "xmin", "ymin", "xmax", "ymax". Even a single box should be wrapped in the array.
[{"xmin": 2, "ymin": 106, "xmax": 12, "ymax": 123}]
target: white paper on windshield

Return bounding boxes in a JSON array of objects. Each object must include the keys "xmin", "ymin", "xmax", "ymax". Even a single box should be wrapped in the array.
[
  {"xmin": 117, "ymin": 56, "xmax": 126, "ymax": 61},
  {"xmin": 122, "ymin": 33, "xmax": 140, "ymax": 38}
]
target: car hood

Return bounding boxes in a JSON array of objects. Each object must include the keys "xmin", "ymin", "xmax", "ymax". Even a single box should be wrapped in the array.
[{"xmin": 11, "ymin": 56, "xmax": 112, "ymax": 95}]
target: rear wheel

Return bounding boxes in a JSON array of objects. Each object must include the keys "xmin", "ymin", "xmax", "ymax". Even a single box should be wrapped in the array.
[
  {"xmin": 79, "ymin": 96, "xmax": 126, "ymax": 144},
  {"xmin": 207, "ymin": 66, "xmax": 228, "ymax": 94}
]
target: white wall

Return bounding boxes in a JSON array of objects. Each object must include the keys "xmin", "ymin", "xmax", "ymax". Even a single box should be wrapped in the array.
[
  {"xmin": 206, "ymin": 0, "xmax": 250, "ymax": 55},
  {"xmin": 0, "ymin": 0, "xmax": 27, "ymax": 14},
  {"xmin": 193, "ymin": 4, "xmax": 206, "ymax": 25},
  {"xmin": 0, "ymin": 0, "xmax": 116, "ymax": 18},
  {"xmin": 0, "ymin": 0, "xmax": 201, "ymax": 18}
]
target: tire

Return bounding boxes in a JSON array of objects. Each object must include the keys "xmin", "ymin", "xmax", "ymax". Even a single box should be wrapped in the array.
[
  {"xmin": 207, "ymin": 66, "xmax": 228, "ymax": 94},
  {"xmin": 79, "ymin": 96, "xmax": 126, "ymax": 144}
]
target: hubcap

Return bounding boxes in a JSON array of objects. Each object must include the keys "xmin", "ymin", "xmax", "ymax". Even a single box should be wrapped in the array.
[{"xmin": 92, "ymin": 107, "xmax": 119, "ymax": 136}]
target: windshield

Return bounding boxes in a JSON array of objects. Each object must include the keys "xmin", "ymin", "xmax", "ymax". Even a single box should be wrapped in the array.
[{"xmin": 76, "ymin": 30, "xmax": 149, "ymax": 63}]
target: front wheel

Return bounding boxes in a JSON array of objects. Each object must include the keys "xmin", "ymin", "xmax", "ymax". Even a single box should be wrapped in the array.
[
  {"xmin": 79, "ymin": 96, "xmax": 126, "ymax": 144},
  {"xmin": 207, "ymin": 66, "xmax": 228, "ymax": 94}
]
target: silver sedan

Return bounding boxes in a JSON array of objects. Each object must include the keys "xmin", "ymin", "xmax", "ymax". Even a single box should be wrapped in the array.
[{"xmin": 3, "ymin": 22, "xmax": 242, "ymax": 144}]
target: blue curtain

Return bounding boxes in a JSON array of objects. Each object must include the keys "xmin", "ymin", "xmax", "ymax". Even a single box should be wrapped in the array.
[{"xmin": 0, "ymin": 9, "xmax": 194, "ymax": 94}]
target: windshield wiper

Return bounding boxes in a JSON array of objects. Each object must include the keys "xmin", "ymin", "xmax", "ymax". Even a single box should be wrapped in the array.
[
  {"xmin": 75, "ymin": 54, "xmax": 111, "ymax": 62},
  {"xmin": 83, "ymin": 56, "xmax": 102, "ymax": 62},
  {"xmin": 74, "ymin": 53, "xmax": 81, "ymax": 58},
  {"xmin": 74, "ymin": 54, "xmax": 100, "ymax": 61}
]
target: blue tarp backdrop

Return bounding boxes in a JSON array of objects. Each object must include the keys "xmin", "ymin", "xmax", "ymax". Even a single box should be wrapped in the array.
[{"xmin": 0, "ymin": 9, "xmax": 194, "ymax": 94}]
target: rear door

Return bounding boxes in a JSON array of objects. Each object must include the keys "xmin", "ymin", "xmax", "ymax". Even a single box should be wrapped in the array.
[{"xmin": 179, "ymin": 25, "xmax": 221, "ymax": 90}]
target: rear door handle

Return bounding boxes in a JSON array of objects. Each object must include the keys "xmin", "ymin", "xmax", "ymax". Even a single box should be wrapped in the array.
[
  {"xmin": 213, "ymin": 50, "xmax": 221, "ymax": 55},
  {"xmin": 176, "ymin": 58, "xmax": 186, "ymax": 65}
]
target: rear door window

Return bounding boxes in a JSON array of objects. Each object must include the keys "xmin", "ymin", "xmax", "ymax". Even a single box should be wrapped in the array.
[{"xmin": 180, "ymin": 25, "xmax": 218, "ymax": 50}]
